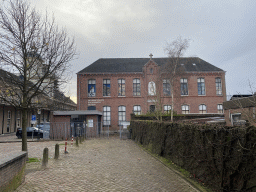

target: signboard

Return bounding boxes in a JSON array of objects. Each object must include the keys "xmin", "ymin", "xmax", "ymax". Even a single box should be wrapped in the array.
[
  {"xmin": 31, "ymin": 115, "xmax": 36, "ymax": 124},
  {"xmin": 121, "ymin": 121, "xmax": 130, "ymax": 129}
]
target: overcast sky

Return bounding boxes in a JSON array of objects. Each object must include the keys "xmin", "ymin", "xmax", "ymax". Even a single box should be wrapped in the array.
[{"xmin": 33, "ymin": 0, "xmax": 256, "ymax": 103}]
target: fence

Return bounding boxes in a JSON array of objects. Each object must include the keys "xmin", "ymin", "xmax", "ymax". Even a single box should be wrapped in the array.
[
  {"xmin": 50, "ymin": 122, "xmax": 71, "ymax": 140},
  {"xmin": 49, "ymin": 122, "xmax": 109, "ymax": 140}
]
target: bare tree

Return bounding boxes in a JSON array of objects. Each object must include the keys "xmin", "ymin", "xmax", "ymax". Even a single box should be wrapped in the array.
[
  {"xmin": 0, "ymin": 0, "xmax": 76, "ymax": 151},
  {"xmin": 163, "ymin": 37, "xmax": 190, "ymax": 121}
]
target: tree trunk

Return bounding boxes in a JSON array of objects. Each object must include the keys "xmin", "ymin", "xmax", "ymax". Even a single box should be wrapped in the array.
[
  {"xmin": 21, "ymin": 107, "xmax": 28, "ymax": 151},
  {"xmin": 171, "ymin": 87, "xmax": 174, "ymax": 122}
]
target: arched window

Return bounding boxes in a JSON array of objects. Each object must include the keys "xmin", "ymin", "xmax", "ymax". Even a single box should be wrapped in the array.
[{"xmin": 199, "ymin": 104, "xmax": 207, "ymax": 114}]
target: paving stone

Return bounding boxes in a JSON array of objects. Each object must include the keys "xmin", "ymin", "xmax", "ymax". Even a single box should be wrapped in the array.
[{"xmin": 0, "ymin": 137, "xmax": 199, "ymax": 191}]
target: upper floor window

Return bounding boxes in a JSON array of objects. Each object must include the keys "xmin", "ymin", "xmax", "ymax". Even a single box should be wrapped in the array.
[
  {"xmin": 163, "ymin": 79, "xmax": 171, "ymax": 96},
  {"xmin": 103, "ymin": 79, "xmax": 111, "ymax": 96},
  {"xmin": 103, "ymin": 106, "xmax": 111, "ymax": 126},
  {"xmin": 118, "ymin": 106, "xmax": 126, "ymax": 125},
  {"xmin": 164, "ymin": 105, "xmax": 172, "ymax": 113},
  {"xmin": 133, "ymin": 105, "xmax": 141, "ymax": 115},
  {"xmin": 197, "ymin": 78, "xmax": 205, "ymax": 95},
  {"xmin": 150, "ymin": 105, "xmax": 155, "ymax": 113},
  {"xmin": 182, "ymin": 105, "xmax": 189, "ymax": 114},
  {"xmin": 150, "ymin": 68, "xmax": 153, "ymax": 74},
  {"xmin": 118, "ymin": 79, "xmax": 125, "ymax": 96},
  {"xmin": 199, "ymin": 104, "xmax": 207, "ymax": 114},
  {"xmin": 88, "ymin": 79, "xmax": 96, "ymax": 97},
  {"xmin": 217, "ymin": 104, "xmax": 223, "ymax": 114},
  {"xmin": 133, "ymin": 79, "xmax": 141, "ymax": 96},
  {"xmin": 216, "ymin": 78, "xmax": 222, "ymax": 95},
  {"xmin": 180, "ymin": 78, "xmax": 188, "ymax": 95}
]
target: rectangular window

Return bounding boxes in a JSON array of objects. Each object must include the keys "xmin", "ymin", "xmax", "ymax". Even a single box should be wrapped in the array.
[
  {"xmin": 216, "ymin": 78, "xmax": 222, "ymax": 95},
  {"xmin": 133, "ymin": 105, "xmax": 141, "ymax": 115},
  {"xmin": 118, "ymin": 79, "xmax": 125, "ymax": 96},
  {"xmin": 163, "ymin": 79, "xmax": 171, "ymax": 96},
  {"xmin": 88, "ymin": 79, "xmax": 96, "ymax": 97},
  {"xmin": 217, "ymin": 104, "xmax": 223, "ymax": 114},
  {"xmin": 88, "ymin": 119, "xmax": 93, "ymax": 127},
  {"xmin": 199, "ymin": 104, "xmax": 207, "ymax": 114},
  {"xmin": 17, "ymin": 111, "xmax": 21, "ymax": 127},
  {"xmin": 197, "ymin": 78, "xmax": 205, "ymax": 95},
  {"xmin": 182, "ymin": 105, "xmax": 189, "ymax": 114},
  {"xmin": 118, "ymin": 106, "xmax": 126, "ymax": 125},
  {"xmin": 7, "ymin": 111, "xmax": 11, "ymax": 132},
  {"xmin": 164, "ymin": 105, "xmax": 172, "ymax": 113},
  {"xmin": 103, "ymin": 79, "xmax": 111, "ymax": 96},
  {"xmin": 180, "ymin": 78, "xmax": 188, "ymax": 95},
  {"xmin": 103, "ymin": 106, "xmax": 111, "ymax": 126},
  {"xmin": 133, "ymin": 79, "xmax": 141, "ymax": 96}
]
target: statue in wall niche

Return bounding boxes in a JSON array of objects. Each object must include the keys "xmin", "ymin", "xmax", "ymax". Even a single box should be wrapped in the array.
[{"xmin": 148, "ymin": 81, "xmax": 156, "ymax": 96}]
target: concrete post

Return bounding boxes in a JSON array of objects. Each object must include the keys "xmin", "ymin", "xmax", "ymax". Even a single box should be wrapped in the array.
[
  {"xmin": 54, "ymin": 144, "xmax": 59, "ymax": 159},
  {"xmin": 42, "ymin": 148, "xmax": 48, "ymax": 167},
  {"xmin": 76, "ymin": 137, "xmax": 79, "ymax": 147}
]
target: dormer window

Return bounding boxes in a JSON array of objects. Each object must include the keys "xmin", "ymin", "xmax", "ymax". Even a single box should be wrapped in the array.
[
  {"xmin": 150, "ymin": 68, "xmax": 153, "ymax": 74},
  {"xmin": 193, "ymin": 63, "xmax": 196, "ymax": 66}
]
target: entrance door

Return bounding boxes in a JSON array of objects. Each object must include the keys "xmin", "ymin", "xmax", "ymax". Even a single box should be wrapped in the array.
[{"xmin": 150, "ymin": 105, "xmax": 155, "ymax": 112}]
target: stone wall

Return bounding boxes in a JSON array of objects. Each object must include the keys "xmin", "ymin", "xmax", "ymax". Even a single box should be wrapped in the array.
[{"xmin": 0, "ymin": 151, "xmax": 27, "ymax": 191}]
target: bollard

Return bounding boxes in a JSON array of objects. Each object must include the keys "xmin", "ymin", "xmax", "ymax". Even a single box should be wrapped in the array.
[
  {"xmin": 79, "ymin": 136, "xmax": 82, "ymax": 144},
  {"xmin": 71, "ymin": 135, "xmax": 74, "ymax": 147},
  {"xmin": 42, "ymin": 148, "xmax": 48, "ymax": 167},
  {"xmin": 76, "ymin": 136, "xmax": 79, "ymax": 147},
  {"xmin": 64, "ymin": 138, "xmax": 68, "ymax": 154},
  {"xmin": 54, "ymin": 144, "xmax": 59, "ymax": 159}
]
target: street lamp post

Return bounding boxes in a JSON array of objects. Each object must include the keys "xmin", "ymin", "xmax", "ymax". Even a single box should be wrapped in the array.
[{"xmin": 37, "ymin": 109, "xmax": 41, "ymax": 140}]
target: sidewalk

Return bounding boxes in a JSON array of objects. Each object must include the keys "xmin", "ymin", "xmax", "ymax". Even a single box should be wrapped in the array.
[{"xmin": 15, "ymin": 138, "xmax": 199, "ymax": 192}]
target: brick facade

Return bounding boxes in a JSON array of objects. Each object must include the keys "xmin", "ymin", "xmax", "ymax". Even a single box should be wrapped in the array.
[{"xmin": 78, "ymin": 58, "xmax": 226, "ymax": 130}]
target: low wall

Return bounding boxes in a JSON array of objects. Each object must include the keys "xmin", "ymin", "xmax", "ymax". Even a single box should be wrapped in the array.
[{"xmin": 0, "ymin": 151, "xmax": 27, "ymax": 192}]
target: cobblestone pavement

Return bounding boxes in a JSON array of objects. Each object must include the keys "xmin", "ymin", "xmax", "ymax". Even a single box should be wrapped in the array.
[{"xmin": 12, "ymin": 137, "xmax": 199, "ymax": 192}]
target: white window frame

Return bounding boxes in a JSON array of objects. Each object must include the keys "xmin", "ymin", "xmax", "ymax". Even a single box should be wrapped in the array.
[
  {"xmin": 182, "ymin": 105, "xmax": 189, "ymax": 114},
  {"xmin": 199, "ymin": 104, "xmax": 207, "ymax": 114},
  {"xmin": 133, "ymin": 105, "xmax": 141, "ymax": 115},
  {"xmin": 103, "ymin": 106, "xmax": 111, "ymax": 126},
  {"xmin": 118, "ymin": 106, "xmax": 126, "ymax": 125},
  {"xmin": 164, "ymin": 105, "xmax": 172, "ymax": 113}
]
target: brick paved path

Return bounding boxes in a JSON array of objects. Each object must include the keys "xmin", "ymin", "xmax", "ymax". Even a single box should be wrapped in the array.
[{"xmin": 15, "ymin": 138, "xmax": 198, "ymax": 192}]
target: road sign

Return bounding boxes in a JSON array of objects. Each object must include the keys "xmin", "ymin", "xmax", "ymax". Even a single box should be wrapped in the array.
[{"xmin": 31, "ymin": 115, "xmax": 36, "ymax": 121}]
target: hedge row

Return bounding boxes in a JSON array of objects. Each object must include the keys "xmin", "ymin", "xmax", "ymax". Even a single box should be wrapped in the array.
[{"xmin": 130, "ymin": 120, "xmax": 256, "ymax": 192}]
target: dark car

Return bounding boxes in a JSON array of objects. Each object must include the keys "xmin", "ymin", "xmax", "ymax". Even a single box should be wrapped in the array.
[{"xmin": 16, "ymin": 127, "xmax": 43, "ymax": 139}]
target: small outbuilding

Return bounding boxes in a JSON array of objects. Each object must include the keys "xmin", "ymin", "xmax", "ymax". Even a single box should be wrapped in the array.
[{"xmin": 50, "ymin": 110, "xmax": 102, "ymax": 139}]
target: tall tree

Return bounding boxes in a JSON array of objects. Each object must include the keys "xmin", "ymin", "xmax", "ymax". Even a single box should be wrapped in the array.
[
  {"xmin": 0, "ymin": 0, "xmax": 76, "ymax": 151},
  {"xmin": 163, "ymin": 37, "xmax": 190, "ymax": 121}
]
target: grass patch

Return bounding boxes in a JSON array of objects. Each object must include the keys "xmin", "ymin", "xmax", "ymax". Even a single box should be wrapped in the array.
[{"xmin": 27, "ymin": 158, "xmax": 39, "ymax": 163}]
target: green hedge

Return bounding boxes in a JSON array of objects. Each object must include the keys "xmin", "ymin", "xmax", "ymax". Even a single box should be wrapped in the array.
[{"xmin": 130, "ymin": 120, "xmax": 256, "ymax": 192}]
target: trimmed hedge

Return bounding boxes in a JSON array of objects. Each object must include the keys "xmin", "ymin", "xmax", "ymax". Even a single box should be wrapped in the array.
[{"xmin": 130, "ymin": 120, "xmax": 256, "ymax": 192}]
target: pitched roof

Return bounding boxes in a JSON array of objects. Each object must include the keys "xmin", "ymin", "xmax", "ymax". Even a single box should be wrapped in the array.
[{"xmin": 77, "ymin": 57, "xmax": 224, "ymax": 74}]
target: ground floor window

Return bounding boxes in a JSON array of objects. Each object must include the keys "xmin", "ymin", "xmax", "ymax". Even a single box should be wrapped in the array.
[
  {"xmin": 118, "ymin": 106, "xmax": 126, "ymax": 125},
  {"xmin": 103, "ymin": 106, "xmax": 111, "ymax": 126},
  {"xmin": 164, "ymin": 105, "xmax": 172, "ymax": 113},
  {"xmin": 217, "ymin": 104, "xmax": 223, "ymax": 113},
  {"xmin": 182, "ymin": 105, "xmax": 189, "ymax": 114},
  {"xmin": 133, "ymin": 105, "xmax": 141, "ymax": 115},
  {"xmin": 199, "ymin": 104, "xmax": 207, "ymax": 114}
]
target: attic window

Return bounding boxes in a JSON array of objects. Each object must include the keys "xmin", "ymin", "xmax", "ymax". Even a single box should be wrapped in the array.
[
  {"xmin": 193, "ymin": 63, "xmax": 196, "ymax": 66},
  {"xmin": 180, "ymin": 64, "xmax": 184, "ymax": 66},
  {"xmin": 150, "ymin": 68, "xmax": 153, "ymax": 74}
]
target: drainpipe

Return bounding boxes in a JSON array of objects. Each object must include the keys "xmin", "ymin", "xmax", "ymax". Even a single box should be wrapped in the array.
[
  {"xmin": 79, "ymin": 75, "xmax": 81, "ymax": 110},
  {"xmin": 2, "ymin": 104, "xmax": 5, "ymax": 134}
]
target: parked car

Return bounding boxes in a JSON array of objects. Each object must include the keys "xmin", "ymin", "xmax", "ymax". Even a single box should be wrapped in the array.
[
  {"xmin": 36, "ymin": 122, "xmax": 50, "ymax": 139},
  {"xmin": 16, "ymin": 127, "xmax": 44, "ymax": 139}
]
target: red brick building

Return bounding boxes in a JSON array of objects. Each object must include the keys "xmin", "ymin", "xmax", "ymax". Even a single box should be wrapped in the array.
[{"xmin": 77, "ymin": 56, "xmax": 226, "ymax": 131}]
